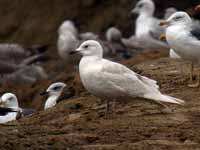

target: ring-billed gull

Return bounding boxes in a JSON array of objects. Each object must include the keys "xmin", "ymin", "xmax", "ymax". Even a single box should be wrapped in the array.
[
  {"xmin": 160, "ymin": 11, "xmax": 200, "ymax": 87},
  {"xmin": 70, "ymin": 40, "xmax": 185, "ymax": 115},
  {"xmin": 40, "ymin": 82, "xmax": 67, "ymax": 110},
  {"xmin": 0, "ymin": 93, "xmax": 35, "ymax": 123},
  {"xmin": 131, "ymin": 0, "xmax": 169, "ymax": 50}
]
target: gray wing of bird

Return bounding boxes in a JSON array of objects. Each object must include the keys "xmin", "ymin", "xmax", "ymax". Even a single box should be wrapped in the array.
[
  {"xmin": 0, "ymin": 60, "xmax": 19, "ymax": 74},
  {"xmin": 21, "ymin": 108, "xmax": 36, "ymax": 117}
]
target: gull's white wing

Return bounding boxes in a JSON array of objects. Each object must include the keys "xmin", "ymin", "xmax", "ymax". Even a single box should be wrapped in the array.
[
  {"xmin": 100, "ymin": 59, "xmax": 184, "ymax": 105},
  {"xmin": 101, "ymin": 59, "xmax": 159, "ymax": 97}
]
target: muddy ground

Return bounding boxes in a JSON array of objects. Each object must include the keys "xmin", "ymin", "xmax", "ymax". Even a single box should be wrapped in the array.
[{"xmin": 1, "ymin": 52, "xmax": 200, "ymax": 150}]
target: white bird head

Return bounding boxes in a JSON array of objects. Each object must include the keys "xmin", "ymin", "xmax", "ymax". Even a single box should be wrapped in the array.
[
  {"xmin": 106, "ymin": 27, "xmax": 122, "ymax": 42},
  {"xmin": 160, "ymin": 11, "xmax": 192, "ymax": 27},
  {"xmin": 71, "ymin": 40, "xmax": 103, "ymax": 58},
  {"xmin": 164, "ymin": 7, "xmax": 177, "ymax": 19},
  {"xmin": 131, "ymin": 0, "xmax": 155, "ymax": 16},
  {"xmin": 58, "ymin": 20, "xmax": 78, "ymax": 36},
  {"xmin": 0, "ymin": 93, "xmax": 19, "ymax": 108},
  {"xmin": 41, "ymin": 82, "xmax": 67, "ymax": 97}
]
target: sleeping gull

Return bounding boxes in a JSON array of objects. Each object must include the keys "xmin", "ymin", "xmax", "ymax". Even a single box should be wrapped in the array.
[
  {"xmin": 0, "ymin": 44, "xmax": 48, "ymax": 65},
  {"xmin": 160, "ymin": 11, "xmax": 200, "ymax": 87},
  {"xmin": 0, "ymin": 93, "xmax": 35, "ymax": 123},
  {"xmin": 131, "ymin": 0, "xmax": 169, "ymax": 50},
  {"xmin": 70, "ymin": 40, "xmax": 184, "ymax": 115},
  {"xmin": 40, "ymin": 82, "xmax": 67, "ymax": 110},
  {"xmin": 0, "ymin": 63, "xmax": 47, "ymax": 84}
]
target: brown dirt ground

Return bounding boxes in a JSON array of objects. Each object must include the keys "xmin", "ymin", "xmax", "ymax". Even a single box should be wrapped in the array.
[{"xmin": 1, "ymin": 50, "xmax": 200, "ymax": 150}]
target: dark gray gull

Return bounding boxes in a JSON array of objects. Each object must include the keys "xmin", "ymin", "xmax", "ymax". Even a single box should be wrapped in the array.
[
  {"xmin": 0, "ymin": 93, "xmax": 35, "ymax": 124},
  {"xmin": 70, "ymin": 40, "xmax": 185, "ymax": 116},
  {"xmin": 160, "ymin": 11, "xmax": 200, "ymax": 87},
  {"xmin": 131, "ymin": 0, "xmax": 169, "ymax": 50}
]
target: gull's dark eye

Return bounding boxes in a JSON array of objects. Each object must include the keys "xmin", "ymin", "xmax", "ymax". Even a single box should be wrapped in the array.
[
  {"xmin": 83, "ymin": 45, "xmax": 89, "ymax": 49},
  {"xmin": 8, "ymin": 97, "xmax": 13, "ymax": 101},
  {"xmin": 53, "ymin": 86, "xmax": 61, "ymax": 91},
  {"xmin": 138, "ymin": 3, "xmax": 143, "ymax": 8},
  {"xmin": 174, "ymin": 16, "xmax": 182, "ymax": 20}
]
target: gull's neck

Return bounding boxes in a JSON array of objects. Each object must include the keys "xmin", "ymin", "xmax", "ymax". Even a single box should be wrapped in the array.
[
  {"xmin": 81, "ymin": 55, "xmax": 102, "ymax": 62},
  {"xmin": 44, "ymin": 95, "xmax": 60, "ymax": 110},
  {"xmin": 138, "ymin": 10, "xmax": 154, "ymax": 18},
  {"xmin": 79, "ymin": 56, "xmax": 102, "ymax": 73}
]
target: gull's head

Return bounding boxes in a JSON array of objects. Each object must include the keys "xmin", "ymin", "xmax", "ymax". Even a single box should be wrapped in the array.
[
  {"xmin": 58, "ymin": 20, "xmax": 78, "ymax": 36},
  {"xmin": 41, "ymin": 82, "xmax": 66, "ymax": 97},
  {"xmin": 0, "ymin": 93, "xmax": 19, "ymax": 108},
  {"xmin": 106, "ymin": 27, "xmax": 122, "ymax": 42},
  {"xmin": 164, "ymin": 7, "xmax": 177, "ymax": 19},
  {"xmin": 71, "ymin": 40, "xmax": 103, "ymax": 58},
  {"xmin": 131, "ymin": 0, "xmax": 155, "ymax": 15},
  {"xmin": 160, "ymin": 11, "xmax": 192, "ymax": 27}
]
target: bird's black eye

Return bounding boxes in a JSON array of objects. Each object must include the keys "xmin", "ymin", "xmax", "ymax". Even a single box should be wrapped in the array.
[
  {"xmin": 83, "ymin": 45, "xmax": 89, "ymax": 49},
  {"xmin": 174, "ymin": 16, "xmax": 182, "ymax": 20},
  {"xmin": 53, "ymin": 86, "xmax": 61, "ymax": 91},
  {"xmin": 8, "ymin": 97, "xmax": 13, "ymax": 101},
  {"xmin": 138, "ymin": 3, "xmax": 143, "ymax": 8}
]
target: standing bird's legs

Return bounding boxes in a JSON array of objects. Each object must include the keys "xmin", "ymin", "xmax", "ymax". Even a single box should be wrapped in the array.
[
  {"xmin": 106, "ymin": 100, "xmax": 111, "ymax": 118},
  {"xmin": 189, "ymin": 62, "xmax": 194, "ymax": 83},
  {"xmin": 105, "ymin": 100, "xmax": 116, "ymax": 119},
  {"xmin": 188, "ymin": 62, "xmax": 200, "ymax": 87}
]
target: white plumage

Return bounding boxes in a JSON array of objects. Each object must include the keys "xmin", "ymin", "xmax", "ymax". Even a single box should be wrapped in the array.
[
  {"xmin": 132, "ymin": 0, "xmax": 169, "ymax": 50},
  {"xmin": 73, "ymin": 40, "xmax": 184, "ymax": 113},
  {"xmin": 41, "ymin": 82, "xmax": 66, "ymax": 110}
]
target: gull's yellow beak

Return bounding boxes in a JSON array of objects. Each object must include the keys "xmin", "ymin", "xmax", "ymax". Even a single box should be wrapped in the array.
[
  {"xmin": 159, "ymin": 34, "xmax": 166, "ymax": 41},
  {"xmin": 195, "ymin": 5, "xmax": 200, "ymax": 11},
  {"xmin": 159, "ymin": 21, "xmax": 170, "ymax": 26}
]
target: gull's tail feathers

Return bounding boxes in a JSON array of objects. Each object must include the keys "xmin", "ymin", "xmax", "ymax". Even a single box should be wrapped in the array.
[{"xmin": 143, "ymin": 93, "xmax": 185, "ymax": 105}]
